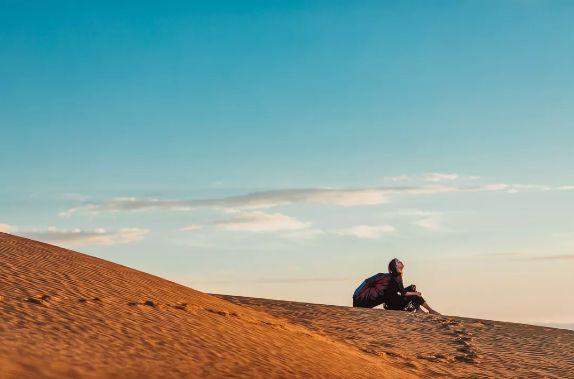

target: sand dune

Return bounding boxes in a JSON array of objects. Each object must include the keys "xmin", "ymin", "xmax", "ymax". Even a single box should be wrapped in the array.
[
  {"xmin": 1, "ymin": 232, "xmax": 572, "ymax": 378},
  {"xmin": 0, "ymin": 232, "xmax": 410, "ymax": 378}
]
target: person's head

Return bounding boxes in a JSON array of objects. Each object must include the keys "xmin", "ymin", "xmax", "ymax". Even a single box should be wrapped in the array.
[{"xmin": 388, "ymin": 258, "xmax": 404, "ymax": 276}]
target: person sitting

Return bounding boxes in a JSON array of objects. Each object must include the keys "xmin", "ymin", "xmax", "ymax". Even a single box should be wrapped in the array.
[
  {"xmin": 384, "ymin": 258, "xmax": 440, "ymax": 315},
  {"xmin": 352, "ymin": 258, "xmax": 441, "ymax": 314}
]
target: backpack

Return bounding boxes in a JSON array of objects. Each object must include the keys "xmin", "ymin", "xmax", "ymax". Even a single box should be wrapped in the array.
[{"xmin": 352, "ymin": 273, "xmax": 391, "ymax": 308}]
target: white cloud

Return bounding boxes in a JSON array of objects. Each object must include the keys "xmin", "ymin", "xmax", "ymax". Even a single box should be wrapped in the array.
[
  {"xmin": 60, "ymin": 188, "xmax": 394, "ymax": 216},
  {"xmin": 424, "ymin": 172, "xmax": 460, "ymax": 182},
  {"xmin": 213, "ymin": 211, "xmax": 311, "ymax": 233},
  {"xmin": 393, "ymin": 209, "xmax": 443, "ymax": 231},
  {"xmin": 395, "ymin": 209, "xmax": 440, "ymax": 217},
  {"xmin": 413, "ymin": 217, "xmax": 441, "ymax": 230},
  {"xmin": 304, "ymin": 189, "xmax": 388, "ymax": 206},
  {"xmin": 279, "ymin": 228, "xmax": 326, "ymax": 240},
  {"xmin": 60, "ymin": 179, "xmax": 574, "ymax": 216},
  {"xmin": 23, "ymin": 227, "xmax": 149, "ymax": 247},
  {"xmin": 179, "ymin": 224, "xmax": 203, "ymax": 232},
  {"xmin": 337, "ymin": 224, "xmax": 395, "ymax": 239},
  {"xmin": 57, "ymin": 186, "xmax": 444, "ymax": 216},
  {"xmin": 384, "ymin": 175, "xmax": 410, "ymax": 182},
  {"xmin": 480, "ymin": 183, "xmax": 510, "ymax": 191}
]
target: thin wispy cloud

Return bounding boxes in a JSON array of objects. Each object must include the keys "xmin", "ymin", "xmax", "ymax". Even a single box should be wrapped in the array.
[
  {"xmin": 520, "ymin": 254, "xmax": 574, "ymax": 261},
  {"xmin": 396, "ymin": 209, "xmax": 443, "ymax": 231},
  {"xmin": 413, "ymin": 218, "xmax": 442, "ymax": 231},
  {"xmin": 488, "ymin": 251, "xmax": 574, "ymax": 262},
  {"xmin": 424, "ymin": 172, "xmax": 460, "ymax": 182},
  {"xmin": 179, "ymin": 224, "xmax": 203, "ymax": 232},
  {"xmin": 337, "ymin": 224, "xmax": 396, "ymax": 239},
  {"xmin": 60, "ymin": 188, "xmax": 393, "ymax": 216},
  {"xmin": 384, "ymin": 175, "xmax": 410, "ymax": 182},
  {"xmin": 59, "ymin": 180, "xmax": 570, "ymax": 216},
  {"xmin": 192, "ymin": 276, "xmax": 353, "ymax": 285},
  {"xmin": 212, "ymin": 211, "xmax": 310, "ymax": 233},
  {"xmin": 278, "ymin": 228, "xmax": 326, "ymax": 240},
  {"xmin": 385, "ymin": 172, "xmax": 480, "ymax": 183},
  {"xmin": 22, "ymin": 227, "xmax": 149, "ymax": 247}
]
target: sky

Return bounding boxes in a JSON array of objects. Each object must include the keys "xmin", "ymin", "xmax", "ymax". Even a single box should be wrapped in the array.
[{"xmin": 1, "ymin": 0, "xmax": 574, "ymax": 325}]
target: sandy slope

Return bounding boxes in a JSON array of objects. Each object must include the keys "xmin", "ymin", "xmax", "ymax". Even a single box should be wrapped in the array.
[
  {"xmin": 1, "ymin": 232, "xmax": 572, "ymax": 378},
  {"xmin": 0, "ymin": 232, "xmax": 411, "ymax": 378},
  {"xmin": 220, "ymin": 295, "xmax": 574, "ymax": 378}
]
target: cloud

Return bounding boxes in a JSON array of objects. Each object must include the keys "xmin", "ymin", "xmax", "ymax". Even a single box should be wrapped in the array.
[
  {"xmin": 0, "ymin": 223, "xmax": 12, "ymax": 233},
  {"xmin": 395, "ymin": 209, "xmax": 443, "ymax": 231},
  {"xmin": 395, "ymin": 209, "xmax": 440, "ymax": 217},
  {"xmin": 191, "ymin": 276, "xmax": 353, "ymax": 285},
  {"xmin": 213, "ymin": 211, "xmax": 310, "ymax": 233},
  {"xmin": 56, "ymin": 185, "xmax": 486, "ymax": 216},
  {"xmin": 248, "ymin": 276, "xmax": 353, "ymax": 284},
  {"xmin": 179, "ymin": 224, "xmax": 203, "ymax": 232},
  {"xmin": 337, "ymin": 224, "xmax": 395, "ymax": 239},
  {"xmin": 490, "ymin": 252, "xmax": 574, "ymax": 262},
  {"xmin": 278, "ymin": 228, "xmax": 326, "ymax": 240},
  {"xmin": 60, "ymin": 188, "xmax": 393, "ymax": 216},
  {"xmin": 520, "ymin": 254, "xmax": 574, "ymax": 261},
  {"xmin": 424, "ymin": 172, "xmax": 459, "ymax": 182},
  {"xmin": 60, "ymin": 179, "xmax": 574, "ymax": 217},
  {"xmin": 384, "ymin": 175, "xmax": 410, "ymax": 182},
  {"xmin": 386, "ymin": 173, "xmax": 480, "ymax": 183},
  {"xmin": 480, "ymin": 183, "xmax": 510, "ymax": 191},
  {"xmin": 413, "ymin": 217, "xmax": 441, "ymax": 230},
  {"xmin": 23, "ymin": 227, "xmax": 149, "ymax": 247}
]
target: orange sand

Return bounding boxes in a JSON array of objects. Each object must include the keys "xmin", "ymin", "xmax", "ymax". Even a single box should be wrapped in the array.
[
  {"xmin": 0, "ymin": 232, "xmax": 410, "ymax": 378},
  {"xmin": 1, "ymin": 232, "xmax": 572, "ymax": 378},
  {"xmin": 221, "ymin": 295, "xmax": 574, "ymax": 378}
]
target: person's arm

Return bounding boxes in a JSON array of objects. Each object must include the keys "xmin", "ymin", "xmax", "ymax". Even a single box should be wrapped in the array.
[
  {"xmin": 397, "ymin": 277, "xmax": 421, "ymax": 297},
  {"xmin": 404, "ymin": 291, "xmax": 422, "ymax": 297}
]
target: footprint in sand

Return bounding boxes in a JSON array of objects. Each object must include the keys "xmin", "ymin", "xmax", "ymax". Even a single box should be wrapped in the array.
[
  {"xmin": 128, "ymin": 300, "xmax": 160, "ymax": 308},
  {"xmin": 437, "ymin": 318, "xmax": 480, "ymax": 364},
  {"xmin": 204, "ymin": 307, "xmax": 239, "ymax": 317},
  {"xmin": 127, "ymin": 300, "xmax": 201, "ymax": 313},
  {"xmin": 170, "ymin": 302, "xmax": 193, "ymax": 311},
  {"xmin": 26, "ymin": 294, "xmax": 55, "ymax": 305},
  {"xmin": 416, "ymin": 353, "xmax": 449, "ymax": 363},
  {"xmin": 79, "ymin": 297, "xmax": 103, "ymax": 304}
]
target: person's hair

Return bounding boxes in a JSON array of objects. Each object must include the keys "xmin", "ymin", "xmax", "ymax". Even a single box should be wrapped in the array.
[{"xmin": 388, "ymin": 258, "xmax": 401, "ymax": 275}]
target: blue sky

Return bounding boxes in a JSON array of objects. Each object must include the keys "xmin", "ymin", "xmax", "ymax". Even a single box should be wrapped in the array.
[{"xmin": 1, "ymin": 1, "xmax": 574, "ymax": 324}]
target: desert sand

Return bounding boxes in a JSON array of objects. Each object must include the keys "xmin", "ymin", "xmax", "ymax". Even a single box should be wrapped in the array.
[{"xmin": 1, "ymin": 232, "xmax": 572, "ymax": 378}]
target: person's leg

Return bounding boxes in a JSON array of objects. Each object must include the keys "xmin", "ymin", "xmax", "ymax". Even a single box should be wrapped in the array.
[
  {"xmin": 408, "ymin": 295, "xmax": 425, "ymax": 312},
  {"xmin": 421, "ymin": 301, "xmax": 441, "ymax": 315},
  {"xmin": 406, "ymin": 285, "xmax": 441, "ymax": 315}
]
